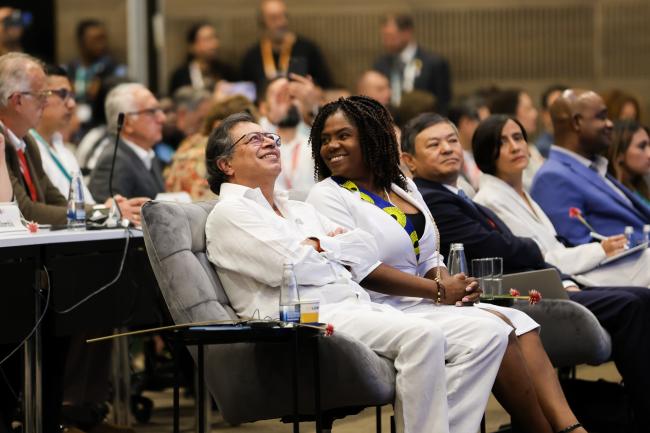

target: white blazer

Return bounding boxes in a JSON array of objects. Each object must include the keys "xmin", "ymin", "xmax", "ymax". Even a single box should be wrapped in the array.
[
  {"xmin": 307, "ymin": 176, "xmax": 540, "ymax": 334},
  {"xmin": 306, "ymin": 177, "xmax": 444, "ymax": 310},
  {"xmin": 475, "ymin": 174, "xmax": 650, "ymax": 287}
]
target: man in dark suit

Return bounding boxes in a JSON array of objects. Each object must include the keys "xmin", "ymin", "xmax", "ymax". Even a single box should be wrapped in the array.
[
  {"xmin": 401, "ymin": 112, "xmax": 650, "ymax": 432},
  {"xmin": 374, "ymin": 14, "xmax": 451, "ymax": 114},
  {"xmin": 531, "ymin": 89, "xmax": 650, "ymax": 245},
  {"xmin": 239, "ymin": 0, "xmax": 332, "ymax": 92},
  {"xmin": 89, "ymin": 83, "xmax": 166, "ymax": 202}
]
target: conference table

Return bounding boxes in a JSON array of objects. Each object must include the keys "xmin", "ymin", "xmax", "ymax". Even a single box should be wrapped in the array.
[{"xmin": 0, "ymin": 226, "xmax": 162, "ymax": 433}]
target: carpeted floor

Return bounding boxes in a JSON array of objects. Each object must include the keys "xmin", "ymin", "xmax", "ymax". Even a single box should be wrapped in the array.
[{"xmin": 131, "ymin": 363, "xmax": 621, "ymax": 433}]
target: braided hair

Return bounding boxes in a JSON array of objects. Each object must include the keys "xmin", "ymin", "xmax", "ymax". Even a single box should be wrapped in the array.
[{"xmin": 309, "ymin": 95, "xmax": 408, "ymax": 191}]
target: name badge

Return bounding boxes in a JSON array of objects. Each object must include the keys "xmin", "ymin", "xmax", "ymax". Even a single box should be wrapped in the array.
[{"xmin": 0, "ymin": 203, "xmax": 28, "ymax": 233}]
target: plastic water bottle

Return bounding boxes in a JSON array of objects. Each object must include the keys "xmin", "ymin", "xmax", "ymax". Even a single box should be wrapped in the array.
[
  {"xmin": 447, "ymin": 243, "xmax": 468, "ymax": 275},
  {"xmin": 624, "ymin": 226, "xmax": 634, "ymax": 248},
  {"xmin": 279, "ymin": 262, "xmax": 300, "ymax": 323},
  {"xmin": 66, "ymin": 171, "xmax": 86, "ymax": 229},
  {"xmin": 643, "ymin": 225, "xmax": 650, "ymax": 245}
]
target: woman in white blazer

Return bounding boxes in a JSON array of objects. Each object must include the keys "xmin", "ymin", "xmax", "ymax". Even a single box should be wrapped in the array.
[
  {"xmin": 472, "ymin": 115, "xmax": 650, "ymax": 287},
  {"xmin": 307, "ymin": 97, "xmax": 587, "ymax": 433}
]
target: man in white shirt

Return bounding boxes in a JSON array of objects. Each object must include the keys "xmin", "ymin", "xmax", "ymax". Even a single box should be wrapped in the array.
[
  {"xmin": 203, "ymin": 112, "xmax": 508, "ymax": 433},
  {"xmin": 88, "ymin": 83, "xmax": 166, "ymax": 202},
  {"xmin": 31, "ymin": 66, "xmax": 148, "ymax": 226},
  {"xmin": 32, "ymin": 65, "xmax": 94, "ymax": 202}
]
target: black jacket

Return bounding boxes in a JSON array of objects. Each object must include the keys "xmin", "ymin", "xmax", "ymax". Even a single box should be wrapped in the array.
[{"xmin": 414, "ymin": 177, "xmax": 546, "ymax": 273}]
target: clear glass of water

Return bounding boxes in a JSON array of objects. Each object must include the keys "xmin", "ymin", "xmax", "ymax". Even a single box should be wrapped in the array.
[
  {"xmin": 487, "ymin": 257, "xmax": 503, "ymax": 296},
  {"xmin": 472, "ymin": 258, "xmax": 494, "ymax": 300}
]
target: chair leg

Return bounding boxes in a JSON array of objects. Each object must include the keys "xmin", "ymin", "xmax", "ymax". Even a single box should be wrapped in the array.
[
  {"xmin": 376, "ymin": 406, "xmax": 382, "ymax": 433},
  {"xmin": 390, "ymin": 414, "xmax": 395, "ymax": 433}
]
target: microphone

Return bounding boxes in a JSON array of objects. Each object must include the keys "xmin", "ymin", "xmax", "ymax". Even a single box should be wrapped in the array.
[{"xmin": 105, "ymin": 112, "xmax": 126, "ymax": 227}]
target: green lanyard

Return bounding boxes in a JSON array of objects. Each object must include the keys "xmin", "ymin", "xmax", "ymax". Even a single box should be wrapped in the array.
[{"xmin": 29, "ymin": 129, "xmax": 73, "ymax": 183}]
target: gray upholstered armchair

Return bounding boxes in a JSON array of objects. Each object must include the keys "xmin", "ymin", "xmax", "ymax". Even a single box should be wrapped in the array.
[
  {"xmin": 504, "ymin": 269, "xmax": 612, "ymax": 368},
  {"xmin": 140, "ymin": 199, "xmax": 395, "ymax": 430}
]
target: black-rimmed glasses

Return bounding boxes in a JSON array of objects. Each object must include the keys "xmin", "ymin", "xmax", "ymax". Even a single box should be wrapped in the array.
[
  {"xmin": 232, "ymin": 132, "xmax": 281, "ymax": 149},
  {"xmin": 44, "ymin": 88, "xmax": 75, "ymax": 102}
]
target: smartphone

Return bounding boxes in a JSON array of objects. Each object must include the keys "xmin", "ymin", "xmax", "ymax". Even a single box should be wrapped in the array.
[
  {"xmin": 288, "ymin": 57, "xmax": 308, "ymax": 78},
  {"xmin": 220, "ymin": 81, "xmax": 257, "ymax": 102}
]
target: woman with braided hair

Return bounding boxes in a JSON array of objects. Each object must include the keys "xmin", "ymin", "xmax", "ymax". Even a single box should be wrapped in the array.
[{"xmin": 306, "ymin": 95, "xmax": 586, "ymax": 433}]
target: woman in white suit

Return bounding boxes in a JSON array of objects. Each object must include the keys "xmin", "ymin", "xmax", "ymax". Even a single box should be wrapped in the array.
[
  {"xmin": 307, "ymin": 97, "xmax": 586, "ymax": 433},
  {"xmin": 472, "ymin": 114, "xmax": 650, "ymax": 287}
]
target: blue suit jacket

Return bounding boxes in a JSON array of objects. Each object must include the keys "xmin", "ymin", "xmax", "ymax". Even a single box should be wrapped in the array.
[
  {"xmin": 530, "ymin": 148, "xmax": 650, "ymax": 245},
  {"xmin": 414, "ymin": 178, "xmax": 546, "ymax": 273}
]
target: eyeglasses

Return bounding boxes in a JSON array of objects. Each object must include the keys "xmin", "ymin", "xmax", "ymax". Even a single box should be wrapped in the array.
[
  {"xmin": 14, "ymin": 91, "xmax": 49, "ymax": 103},
  {"xmin": 232, "ymin": 132, "xmax": 281, "ymax": 149},
  {"xmin": 125, "ymin": 107, "xmax": 164, "ymax": 117},
  {"xmin": 43, "ymin": 88, "xmax": 75, "ymax": 102}
]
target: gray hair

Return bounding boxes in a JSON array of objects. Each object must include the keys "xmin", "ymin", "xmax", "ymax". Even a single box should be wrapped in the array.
[
  {"xmin": 0, "ymin": 52, "xmax": 45, "ymax": 108},
  {"xmin": 104, "ymin": 82, "xmax": 146, "ymax": 133},
  {"xmin": 172, "ymin": 86, "xmax": 211, "ymax": 112}
]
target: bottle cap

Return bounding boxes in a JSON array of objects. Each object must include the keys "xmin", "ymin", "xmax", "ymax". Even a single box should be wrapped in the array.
[{"xmin": 450, "ymin": 243, "xmax": 464, "ymax": 250}]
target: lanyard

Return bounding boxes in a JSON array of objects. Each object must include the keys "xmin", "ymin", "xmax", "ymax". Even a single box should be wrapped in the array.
[
  {"xmin": 261, "ymin": 33, "xmax": 296, "ymax": 79},
  {"xmin": 332, "ymin": 176, "xmax": 421, "ymax": 262},
  {"xmin": 29, "ymin": 130, "xmax": 73, "ymax": 183}
]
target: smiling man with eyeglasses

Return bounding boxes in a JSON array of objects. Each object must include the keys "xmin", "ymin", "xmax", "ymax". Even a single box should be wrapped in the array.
[
  {"xmin": 88, "ymin": 82, "xmax": 167, "ymax": 203},
  {"xmin": 0, "ymin": 52, "xmax": 71, "ymax": 225},
  {"xmin": 29, "ymin": 65, "xmax": 147, "ymax": 223}
]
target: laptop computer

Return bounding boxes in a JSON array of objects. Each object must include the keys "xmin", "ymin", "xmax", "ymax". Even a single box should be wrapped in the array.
[{"xmin": 502, "ymin": 268, "xmax": 568, "ymax": 300}]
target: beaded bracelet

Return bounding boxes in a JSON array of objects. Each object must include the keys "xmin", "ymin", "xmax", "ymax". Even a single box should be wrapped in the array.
[{"xmin": 434, "ymin": 277, "xmax": 445, "ymax": 304}]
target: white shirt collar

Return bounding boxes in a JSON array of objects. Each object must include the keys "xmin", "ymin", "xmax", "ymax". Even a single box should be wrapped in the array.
[
  {"xmin": 399, "ymin": 42, "xmax": 418, "ymax": 63},
  {"xmin": 442, "ymin": 183, "xmax": 460, "ymax": 195},
  {"xmin": 551, "ymin": 144, "xmax": 610, "ymax": 177},
  {"xmin": 122, "ymin": 138, "xmax": 155, "ymax": 170},
  {"xmin": 1, "ymin": 121, "xmax": 25, "ymax": 152}
]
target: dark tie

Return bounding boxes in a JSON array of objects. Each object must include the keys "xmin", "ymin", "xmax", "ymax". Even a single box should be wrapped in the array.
[{"xmin": 457, "ymin": 189, "xmax": 474, "ymax": 207}]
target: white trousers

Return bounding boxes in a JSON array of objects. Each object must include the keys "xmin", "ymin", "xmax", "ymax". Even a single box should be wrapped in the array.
[
  {"xmin": 322, "ymin": 300, "xmax": 508, "ymax": 433},
  {"xmin": 575, "ymin": 248, "xmax": 650, "ymax": 288}
]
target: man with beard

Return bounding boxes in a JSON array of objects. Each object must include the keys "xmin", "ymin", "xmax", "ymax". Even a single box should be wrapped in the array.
[
  {"xmin": 258, "ymin": 76, "xmax": 314, "ymax": 198},
  {"xmin": 531, "ymin": 89, "xmax": 650, "ymax": 246},
  {"xmin": 240, "ymin": 0, "xmax": 332, "ymax": 91}
]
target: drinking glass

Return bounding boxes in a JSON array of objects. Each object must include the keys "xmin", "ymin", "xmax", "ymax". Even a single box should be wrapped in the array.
[
  {"xmin": 472, "ymin": 258, "xmax": 494, "ymax": 300},
  {"xmin": 490, "ymin": 257, "xmax": 503, "ymax": 295}
]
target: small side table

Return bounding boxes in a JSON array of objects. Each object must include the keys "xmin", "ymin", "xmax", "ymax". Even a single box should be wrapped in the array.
[{"xmin": 167, "ymin": 324, "xmax": 323, "ymax": 433}]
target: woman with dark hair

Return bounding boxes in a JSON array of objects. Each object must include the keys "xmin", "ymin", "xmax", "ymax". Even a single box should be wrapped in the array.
[
  {"xmin": 168, "ymin": 23, "xmax": 237, "ymax": 94},
  {"xmin": 472, "ymin": 114, "xmax": 650, "ymax": 432},
  {"xmin": 604, "ymin": 89, "xmax": 641, "ymax": 122},
  {"xmin": 489, "ymin": 88, "xmax": 544, "ymax": 190},
  {"xmin": 607, "ymin": 120, "xmax": 650, "ymax": 206},
  {"xmin": 473, "ymin": 114, "xmax": 650, "ymax": 287},
  {"xmin": 307, "ymin": 96, "xmax": 585, "ymax": 433}
]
